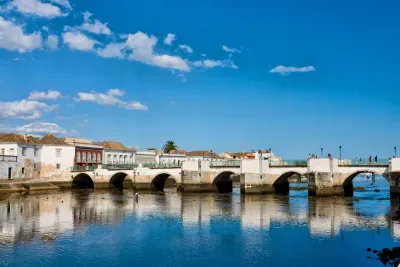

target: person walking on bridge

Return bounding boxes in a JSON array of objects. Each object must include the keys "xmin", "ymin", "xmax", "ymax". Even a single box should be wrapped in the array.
[
  {"xmin": 375, "ymin": 155, "xmax": 378, "ymax": 164},
  {"xmin": 368, "ymin": 156, "xmax": 372, "ymax": 165}
]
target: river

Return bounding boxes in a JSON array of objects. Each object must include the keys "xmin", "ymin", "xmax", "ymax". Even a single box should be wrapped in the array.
[{"xmin": 0, "ymin": 176, "xmax": 398, "ymax": 266}]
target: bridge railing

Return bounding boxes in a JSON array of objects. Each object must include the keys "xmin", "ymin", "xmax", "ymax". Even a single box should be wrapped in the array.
[
  {"xmin": 70, "ymin": 166, "xmax": 96, "ymax": 172},
  {"xmin": 338, "ymin": 158, "xmax": 389, "ymax": 166},
  {"xmin": 209, "ymin": 160, "xmax": 241, "ymax": 167},
  {"xmin": 142, "ymin": 162, "xmax": 182, "ymax": 168},
  {"xmin": 102, "ymin": 164, "xmax": 138, "ymax": 170},
  {"xmin": 271, "ymin": 160, "xmax": 308, "ymax": 167}
]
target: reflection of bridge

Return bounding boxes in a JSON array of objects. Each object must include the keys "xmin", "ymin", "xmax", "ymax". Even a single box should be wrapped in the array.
[
  {"xmin": 0, "ymin": 191, "xmax": 395, "ymax": 244},
  {"xmin": 50, "ymin": 158, "xmax": 400, "ymax": 197}
]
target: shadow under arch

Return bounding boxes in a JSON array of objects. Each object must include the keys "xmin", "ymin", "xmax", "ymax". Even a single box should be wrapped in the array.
[
  {"xmin": 72, "ymin": 173, "xmax": 94, "ymax": 189},
  {"xmin": 273, "ymin": 171, "xmax": 304, "ymax": 194},
  {"xmin": 109, "ymin": 172, "xmax": 129, "ymax": 189},
  {"xmin": 152, "ymin": 173, "xmax": 176, "ymax": 191},
  {"xmin": 213, "ymin": 171, "xmax": 235, "ymax": 193},
  {"xmin": 342, "ymin": 170, "xmax": 389, "ymax": 197}
]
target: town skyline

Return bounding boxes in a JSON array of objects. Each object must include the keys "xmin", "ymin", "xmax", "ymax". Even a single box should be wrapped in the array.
[{"xmin": 0, "ymin": 0, "xmax": 399, "ymax": 158}]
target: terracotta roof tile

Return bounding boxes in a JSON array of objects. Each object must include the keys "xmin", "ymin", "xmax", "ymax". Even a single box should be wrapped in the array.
[
  {"xmin": 186, "ymin": 150, "xmax": 221, "ymax": 158},
  {"xmin": 0, "ymin": 133, "xmax": 38, "ymax": 144},
  {"xmin": 38, "ymin": 134, "xmax": 68, "ymax": 145},
  {"xmin": 103, "ymin": 141, "xmax": 127, "ymax": 150}
]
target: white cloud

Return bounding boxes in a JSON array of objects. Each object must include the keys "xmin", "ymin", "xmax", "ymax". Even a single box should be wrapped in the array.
[
  {"xmin": 0, "ymin": 16, "xmax": 42, "ymax": 53},
  {"xmin": 78, "ymin": 12, "xmax": 111, "ymax": 35},
  {"xmin": 192, "ymin": 58, "xmax": 238, "ymax": 70},
  {"xmin": 164, "ymin": 33, "xmax": 176, "ymax": 45},
  {"xmin": 0, "ymin": 99, "xmax": 58, "ymax": 120},
  {"xmin": 222, "ymin": 45, "xmax": 241, "ymax": 54},
  {"xmin": 63, "ymin": 31, "xmax": 98, "ymax": 51},
  {"xmin": 178, "ymin": 44, "xmax": 193, "ymax": 53},
  {"xmin": 269, "ymin": 65, "xmax": 316, "ymax": 75},
  {"xmin": 8, "ymin": 0, "xmax": 67, "ymax": 18},
  {"xmin": 28, "ymin": 89, "xmax": 63, "ymax": 100},
  {"xmin": 96, "ymin": 43, "xmax": 124, "ymax": 59},
  {"xmin": 45, "ymin": 34, "xmax": 58, "ymax": 50},
  {"xmin": 16, "ymin": 122, "xmax": 67, "ymax": 134},
  {"xmin": 76, "ymin": 89, "xmax": 148, "ymax": 111},
  {"xmin": 48, "ymin": 0, "xmax": 71, "ymax": 10},
  {"xmin": 126, "ymin": 31, "xmax": 190, "ymax": 72}
]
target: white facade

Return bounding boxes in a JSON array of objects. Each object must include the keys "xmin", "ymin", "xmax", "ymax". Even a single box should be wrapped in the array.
[
  {"xmin": 186, "ymin": 156, "xmax": 224, "ymax": 161},
  {"xmin": 156, "ymin": 153, "xmax": 186, "ymax": 164},
  {"xmin": 39, "ymin": 145, "xmax": 75, "ymax": 179},
  {"xmin": 135, "ymin": 151, "xmax": 156, "ymax": 164},
  {"xmin": 0, "ymin": 143, "xmax": 41, "ymax": 180},
  {"xmin": 103, "ymin": 149, "xmax": 135, "ymax": 165}
]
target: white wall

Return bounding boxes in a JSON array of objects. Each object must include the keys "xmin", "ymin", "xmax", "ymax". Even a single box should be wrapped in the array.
[
  {"xmin": 103, "ymin": 149, "xmax": 134, "ymax": 164},
  {"xmin": 308, "ymin": 158, "xmax": 335, "ymax": 172},
  {"xmin": 242, "ymin": 159, "xmax": 269, "ymax": 174},
  {"xmin": 157, "ymin": 154, "xmax": 186, "ymax": 164},
  {"xmin": 391, "ymin": 158, "xmax": 400, "ymax": 172},
  {"xmin": 39, "ymin": 145, "xmax": 75, "ymax": 178}
]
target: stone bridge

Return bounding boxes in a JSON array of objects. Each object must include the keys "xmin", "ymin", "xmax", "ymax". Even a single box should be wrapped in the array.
[{"xmin": 62, "ymin": 157, "xmax": 400, "ymax": 197}]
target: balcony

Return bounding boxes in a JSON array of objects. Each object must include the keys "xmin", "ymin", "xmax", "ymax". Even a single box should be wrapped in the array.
[
  {"xmin": 0, "ymin": 155, "xmax": 17, "ymax": 162},
  {"xmin": 102, "ymin": 164, "xmax": 138, "ymax": 170},
  {"xmin": 70, "ymin": 166, "xmax": 96, "ymax": 172},
  {"xmin": 142, "ymin": 162, "xmax": 182, "ymax": 169},
  {"xmin": 209, "ymin": 160, "xmax": 241, "ymax": 167}
]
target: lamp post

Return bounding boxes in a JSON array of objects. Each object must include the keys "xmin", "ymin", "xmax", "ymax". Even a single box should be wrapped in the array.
[
  {"xmin": 339, "ymin": 146, "xmax": 342, "ymax": 162},
  {"xmin": 395, "ymin": 146, "xmax": 397, "ymax": 158},
  {"xmin": 321, "ymin": 148, "xmax": 323, "ymax": 158}
]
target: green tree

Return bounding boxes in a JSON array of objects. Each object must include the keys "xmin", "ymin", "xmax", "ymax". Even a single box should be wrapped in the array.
[{"xmin": 163, "ymin": 140, "xmax": 178, "ymax": 153}]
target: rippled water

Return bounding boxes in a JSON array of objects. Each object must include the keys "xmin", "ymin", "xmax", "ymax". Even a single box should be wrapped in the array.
[{"xmin": 0, "ymin": 176, "xmax": 398, "ymax": 267}]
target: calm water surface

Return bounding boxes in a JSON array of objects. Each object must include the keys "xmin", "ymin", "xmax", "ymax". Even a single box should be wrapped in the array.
[{"xmin": 0, "ymin": 176, "xmax": 398, "ymax": 267}]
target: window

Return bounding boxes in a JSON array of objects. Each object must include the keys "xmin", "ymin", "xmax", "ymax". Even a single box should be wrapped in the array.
[
  {"xmin": 92, "ymin": 153, "xmax": 96, "ymax": 162},
  {"xmin": 130, "ymin": 155, "xmax": 133, "ymax": 164},
  {"xmin": 97, "ymin": 153, "xmax": 101, "ymax": 163},
  {"xmin": 56, "ymin": 164, "xmax": 61, "ymax": 169},
  {"xmin": 76, "ymin": 152, "xmax": 81, "ymax": 162},
  {"xmin": 124, "ymin": 155, "xmax": 127, "ymax": 164},
  {"xmin": 34, "ymin": 163, "xmax": 38, "ymax": 170},
  {"xmin": 34, "ymin": 148, "xmax": 38, "ymax": 156},
  {"xmin": 56, "ymin": 149, "xmax": 61, "ymax": 157},
  {"xmin": 119, "ymin": 155, "xmax": 123, "ymax": 163},
  {"xmin": 9, "ymin": 148, "xmax": 14, "ymax": 155},
  {"xmin": 107, "ymin": 154, "xmax": 111, "ymax": 164},
  {"xmin": 22, "ymin": 147, "xmax": 27, "ymax": 156},
  {"xmin": 0, "ymin": 149, "xmax": 4, "ymax": 155},
  {"xmin": 113, "ymin": 155, "xmax": 117, "ymax": 163},
  {"xmin": 21, "ymin": 167, "xmax": 25, "ymax": 174},
  {"xmin": 82, "ymin": 152, "xmax": 86, "ymax": 162},
  {"xmin": 87, "ymin": 152, "xmax": 91, "ymax": 163}
]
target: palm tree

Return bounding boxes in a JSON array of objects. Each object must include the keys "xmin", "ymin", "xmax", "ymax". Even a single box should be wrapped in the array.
[{"xmin": 162, "ymin": 140, "xmax": 177, "ymax": 153}]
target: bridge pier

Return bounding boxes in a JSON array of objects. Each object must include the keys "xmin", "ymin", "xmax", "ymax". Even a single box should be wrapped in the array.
[
  {"xmin": 390, "ymin": 172, "xmax": 400, "ymax": 198},
  {"xmin": 308, "ymin": 172, "xmax": 344, "ymax": 197}
]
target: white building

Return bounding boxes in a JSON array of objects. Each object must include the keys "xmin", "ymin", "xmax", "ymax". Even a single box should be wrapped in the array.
[
  {"xmin": 0, "ymin": 134, "xmax": 41, "ymax": 180},
  {"xmin": 37, "ymin": 134, "xmax": 75, "ymax": 179},
  {"xmin": 135, "ymin": 150, "xmax": 157, "ymax": 164},
  {"xmin": 156, "ymin": 149, "xmax": 186, "ymax": 165},
  {"xmin": 101, "ymin": 141, "xmax": 135, "ymax": 165}
]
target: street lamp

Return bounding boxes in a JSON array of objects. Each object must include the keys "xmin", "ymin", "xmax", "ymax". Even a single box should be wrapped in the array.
[
  {"xmin": 321, "ymin": 148, "xmax": 323, "ymax": 158},
  {"xmin": 339, "ymin": 146, "xmax": 342, "ymax": 162},
  {"xmin": 395, "ymin": 146, "xmax": 397, "ymax": 158}
]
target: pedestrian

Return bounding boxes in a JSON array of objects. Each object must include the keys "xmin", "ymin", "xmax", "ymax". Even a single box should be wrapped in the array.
[
  {"xmin": 308, "ymin": 153, "xmax": 312, "ymax": 160},
  {"xmin": 360, "ymin": 158, "xmax": 362, "ymax": 164},
  {"xmin": 368, "ymin": 156, "xmax": 372, "ymax": 165},
  {"xmin": 375, "ymin": 155, "xmax": 378, "ymax": 164},
  {"xmin": 355, "ymin": 157, "xmax": 358, "ymax": 165}
]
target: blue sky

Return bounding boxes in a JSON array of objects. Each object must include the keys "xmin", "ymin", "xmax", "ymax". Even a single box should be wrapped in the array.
[{"xmin": 0, "ymin": 0, "xmax": 399, "ymax": 158}]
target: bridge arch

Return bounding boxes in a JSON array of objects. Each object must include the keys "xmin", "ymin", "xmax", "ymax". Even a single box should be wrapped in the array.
[
  {"xmin": 151, "ymin": 172, "xmax": 177, "ymax": 191},
  {"xmin": 213, "ymin": 171, "xmax": 236, "ymax": 193},
  {"xmin": 342, "ymin": 169, "xmax": 389, "ymax": 197},
  {"xmin": 72, "ymin": 173, "xmax": 94, "ymax": 189},
  {"xmin": 273, "ymin": 171, "xmax": 305, "ymax": 194},
  {"xmin": 109, "ymin": 172, "xmax": 129, "ymax": 189}
]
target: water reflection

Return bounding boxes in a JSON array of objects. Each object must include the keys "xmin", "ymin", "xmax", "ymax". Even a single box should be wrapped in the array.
[{"xmin": 0, "ymin": 187, "xmax": 397, "ymax": 245}]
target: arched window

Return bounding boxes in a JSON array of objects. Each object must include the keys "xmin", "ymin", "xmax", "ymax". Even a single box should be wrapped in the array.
[
  {"xmin": 124, "ymin": 155, "xmax": 127, "ymax": 164},
  {"xmin": 98, "ymin": 153, "xmax": 101, "ymax": 163},
  {"xmin": 113, "ymin": 155, "xmax": 117, "ymax": 164},
  {"xmin": 82, "ymin": 152, "xmax": 86, "ymax": 162},
  {"xmin": 93, "ymin": 153, "xmax": 96, "ymax": 163},
  {"xmin": 88, "ymin": 152, "xmax": 91, "ymax": 163},
  {"xmin": 76, "ymin": 152, "xmax": 81, "ymax": 162},
  {"xmin": 119, "ymin": 155, "xmax": 123, "ymax": 163}
]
